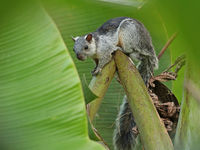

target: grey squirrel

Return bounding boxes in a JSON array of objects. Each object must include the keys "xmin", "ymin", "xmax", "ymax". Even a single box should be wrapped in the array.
[{"xmin": 72, "ymin": 17, "xmax": 158, "ymax": 150}]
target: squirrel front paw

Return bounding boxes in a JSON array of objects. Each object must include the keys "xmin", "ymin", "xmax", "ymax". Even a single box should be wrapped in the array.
[{"xmin": 91, "ymin": 67, "xmax": 102, "ymax": 76}]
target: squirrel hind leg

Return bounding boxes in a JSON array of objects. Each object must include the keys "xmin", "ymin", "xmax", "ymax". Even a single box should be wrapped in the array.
[{"xmin": 113, "ymin": 96, "xmax": 137, "ymax": 150}]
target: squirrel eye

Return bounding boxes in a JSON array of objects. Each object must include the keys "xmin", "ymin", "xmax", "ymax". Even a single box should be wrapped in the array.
[{"xmin": 84, "ymin": 46, "xmax": 88, "ymax": 50}]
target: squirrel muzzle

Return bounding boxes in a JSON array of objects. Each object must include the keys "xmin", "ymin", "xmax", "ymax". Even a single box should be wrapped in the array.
[{"xmin": 76, "ymin": 53, "xmax": 85, "ymax": 61}]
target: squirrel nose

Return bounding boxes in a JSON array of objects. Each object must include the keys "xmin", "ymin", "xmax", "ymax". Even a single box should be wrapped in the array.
[{"xmin": 77, "ymin": 53, "xmax": 84, "ymax": 61}]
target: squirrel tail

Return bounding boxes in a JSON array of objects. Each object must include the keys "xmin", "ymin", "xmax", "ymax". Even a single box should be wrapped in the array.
[
  {"xmin": 113, "ymin": 56, "xmax": 157, "ymax": 150},
  {"xmin": 137, "ymin": 56, "xmax": 157, "ymax": 85},
  {"xmin": 113, "ymin": 96, "xmax": 137, "ymax": 150}
]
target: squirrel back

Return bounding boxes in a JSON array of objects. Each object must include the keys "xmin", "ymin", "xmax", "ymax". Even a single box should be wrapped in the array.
[
  {"xmin": 95, "ymin": 17, "xmax": 158, "ymax": 71},
  {"xmin": 96, "ymin": 17, "xmax": 130, "ymax": 35}
]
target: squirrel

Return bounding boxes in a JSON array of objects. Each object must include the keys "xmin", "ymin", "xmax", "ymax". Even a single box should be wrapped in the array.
[{"xmin": 72, "ymin": 17, "xmax": 158, "ymax": 150}]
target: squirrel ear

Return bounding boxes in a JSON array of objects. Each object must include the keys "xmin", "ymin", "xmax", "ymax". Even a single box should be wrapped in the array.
[
  {"xmin": 72, "ymin": 36, "xmax": 79, "ymax": 42},
  {"xmin": 86, "ymin": 34, "xmax": 92, "ymax": 42}
]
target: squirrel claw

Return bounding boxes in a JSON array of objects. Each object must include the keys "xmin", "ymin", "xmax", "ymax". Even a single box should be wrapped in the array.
[{"xmin": 92, "ymin": 68, "xmax": 102, "ymax": 76}]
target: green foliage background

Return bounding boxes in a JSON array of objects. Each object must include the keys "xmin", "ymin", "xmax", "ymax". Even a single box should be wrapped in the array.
[{"xmin": 0, "ymin": 0, "xmax": 200, "ymax": 149}]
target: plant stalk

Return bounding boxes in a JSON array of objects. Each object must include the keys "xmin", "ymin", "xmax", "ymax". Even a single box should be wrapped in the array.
[
  {"xmin": 114, "ymin": 50, "xmax": 174, "ymax": 150},
  {"xmin": 88, "ymin": 59, "xmax": 116, "ymax": 121}
]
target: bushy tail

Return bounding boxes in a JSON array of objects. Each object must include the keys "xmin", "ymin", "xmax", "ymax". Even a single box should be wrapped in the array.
[
  {"xmin": 113, "ymin": 96, "xmax": 137, "ymax": 150},
  {"xmin": 113, "ymin": 56, "xmax": 158, "ymax": 150},
  {"xmin": 137, "ymin": 56, "xmax": 157, "ymax": 85}
]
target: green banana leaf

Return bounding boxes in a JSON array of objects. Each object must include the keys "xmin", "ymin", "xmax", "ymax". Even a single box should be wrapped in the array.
[
  {"xmin": 174, "ymin": 66, "xmax": 200, "ymax": 150},
  {"xmin": 2, "ymin": 0, "xmax": 200, "ymax": 150},
  {"xmin": 0, "ymin": 3, "xmax": 104, "ymax": 150}
]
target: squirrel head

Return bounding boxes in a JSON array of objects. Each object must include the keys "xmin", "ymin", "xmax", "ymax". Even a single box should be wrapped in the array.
[{"xmin": 72, "ymin": 34, "xmax": 96, "ymax": 61}]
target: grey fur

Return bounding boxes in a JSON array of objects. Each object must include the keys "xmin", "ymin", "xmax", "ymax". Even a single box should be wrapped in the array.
[
  {"xmin": 73, "ymin": 36, "xmax": 96, "ymax": 61},
  {"xmin": 96, "ymin": 17, "xmax": 129, "ymax": 35},
  {"xmin": 113, "ymin": 96, "xmax": 137, "ymax": 150},
  {"xmin": 72, "ymin": 17, "xmax": 158, "ymax": 149}
]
